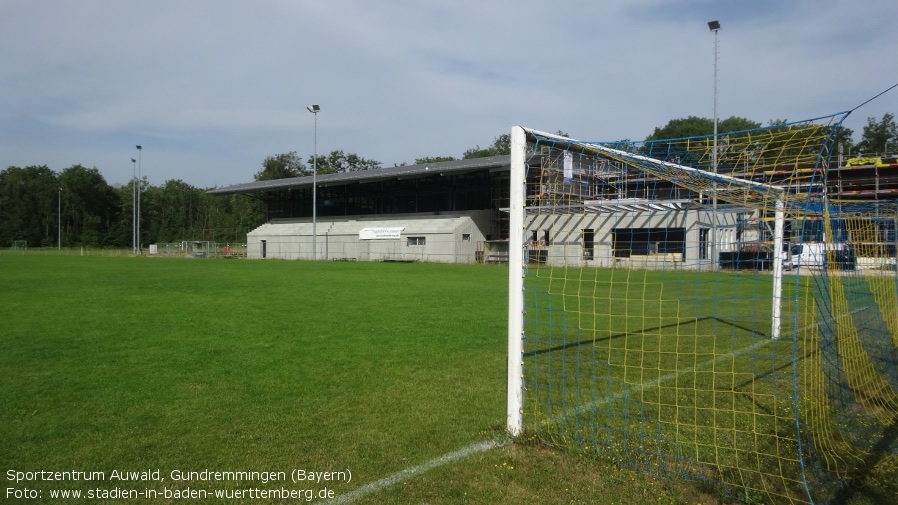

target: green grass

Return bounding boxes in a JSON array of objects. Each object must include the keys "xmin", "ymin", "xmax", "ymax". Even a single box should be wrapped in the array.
[
  {"xmin": 1, "ymin": 253, "xmax": 891, "ymax": 504},
  {"xmin": 523, "ymin": 265, "xmax": 898, "ymax": 504},
  {"xmin": 1, "ymin": 255, "xmax": 510, "ymax": 502}
]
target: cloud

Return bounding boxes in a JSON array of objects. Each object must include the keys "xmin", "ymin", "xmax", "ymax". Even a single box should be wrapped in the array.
[{"xmin": 2, "ymin": 0, "xmax": 896, "ymax": 187}]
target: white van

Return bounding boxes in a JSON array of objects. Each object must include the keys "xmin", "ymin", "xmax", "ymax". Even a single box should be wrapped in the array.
[
  {"xmin": 786, "ymin": 243, "xmax": 824, "ymax": 269},
  {"xmin": 784, "ymin": 242, "xmax": 855, "ymax": 270}
]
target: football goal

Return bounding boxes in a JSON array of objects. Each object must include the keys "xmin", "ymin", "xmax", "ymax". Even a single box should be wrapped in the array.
[
  {"xmin": 506, "ymin": 114, "xmax": 898, "ymax": 504},
  {"xmin": 181, "ymin": 240, "xmax": 212, "ymax": 258}
]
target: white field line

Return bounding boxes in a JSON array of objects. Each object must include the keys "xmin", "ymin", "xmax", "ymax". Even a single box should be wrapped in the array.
[
  {"xmin": 327, "ymin": 337, "xmax": 777, "ymax": 504},
  {"xmin": 549, "ymin": 337, "xmax": 774, "ymax": 423},
  {"xmin": 327, "ymin": 304, "xmax": 872, "ymax": 503},
  {"xmin": 549, "ymin": 304, "xmax": 872, "ymax": 423},
  {"xmin": 326, "ymin": 438, "xmax": 508, "ymax": 504}
]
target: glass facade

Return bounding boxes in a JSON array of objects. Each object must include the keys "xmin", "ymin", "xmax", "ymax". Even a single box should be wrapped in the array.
[{"xmin": 262, "ymin": 171, "xmax": 495, "ymax": 220}]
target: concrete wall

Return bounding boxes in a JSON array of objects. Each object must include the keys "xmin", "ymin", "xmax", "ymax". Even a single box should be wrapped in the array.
[
  {"xmin": 524, "ymin": 208, "xmax": 744, "ymax": 269},
  {"xmin": 248, "ymin": 206, "xmax": 749, "ymax": 269}
]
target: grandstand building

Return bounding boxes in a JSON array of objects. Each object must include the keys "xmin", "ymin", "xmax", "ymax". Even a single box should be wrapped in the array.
[
  {"xmin": 208, "ymin": 151, "xmax": 897, "ymax": 266},
  {"xmin": 208, "ymin": 156, "xmax": 511, "ymax": 263}
]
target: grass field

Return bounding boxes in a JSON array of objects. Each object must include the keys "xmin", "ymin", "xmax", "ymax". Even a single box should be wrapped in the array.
[
  {"xmin": 523, "ymin": 267, "xmax": 809, "ymax": 501},
  {"xmin": 1, "ymin": 252, "xmax": 892, "ymax": 504},
  {"xmin": 521, "ymin": 265, "xmax": 898, "ymax": 504}
]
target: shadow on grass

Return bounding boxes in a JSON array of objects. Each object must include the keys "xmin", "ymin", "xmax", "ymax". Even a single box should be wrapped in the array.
[
  {"xmin": 524, "ymin": 315, "xmax": 768, "ymax": 357},
  {"xmin": 829, "ymin": 413, "xmax": 898, "ymax": 505}
]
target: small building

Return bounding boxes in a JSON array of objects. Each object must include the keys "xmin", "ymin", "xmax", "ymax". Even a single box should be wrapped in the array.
[{"xmin": 248, "ymin": 211, "xmax": 490, "ymax": 263}]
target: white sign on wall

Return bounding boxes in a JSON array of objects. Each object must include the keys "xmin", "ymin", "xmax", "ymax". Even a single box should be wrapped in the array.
[
  {"xmin": 563, "ymin": 150, "xmax": 573, "ymax": 183},
  {"xmin": 359, "ymin": 227, "xmax": 405, "ymax": 240}
]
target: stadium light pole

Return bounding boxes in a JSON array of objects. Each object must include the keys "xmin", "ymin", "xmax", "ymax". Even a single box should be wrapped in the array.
[
  {"xmin": 58, "ymin": 187, "xmax": 62, "ymax": 250},
  {"xmin": 307, "ymin": 104, "xmax": 320, "ymax": 260},
  {"xmin": 708, "ymin": 20, "xmax": 720, "ymax": 269},
  {"xmin": 709, "ymin": 20, "xmax": 720, "ymax": 159},
  {"xmin": 131, "ymin": 157, "xmax": 137, "ymax": 254},
  {"xmin": 136, "ymin": 145, "xmax": 142, "ymax": 255}
]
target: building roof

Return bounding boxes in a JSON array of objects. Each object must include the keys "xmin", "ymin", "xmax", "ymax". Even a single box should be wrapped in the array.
[{"xmin": 207, "ymin": 155, "xmax": 511, "ymax": 196}]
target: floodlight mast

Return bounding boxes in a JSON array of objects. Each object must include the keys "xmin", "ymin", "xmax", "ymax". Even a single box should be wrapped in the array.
[
  {"xmin": 136, "ymin": 145, "xmax": 142, "ymax": 255},
  {"xmin": 708, "ymin": 20, "xmax": 720, "ymax": 269},
  {"xmin": 131, "ymin": 157, "xmax": 137, "ymax": 254},
  {"xmin": 307, "ymin": 105, "xmax": 320, "ymax": 260},
  {"xmin": 709, "ymin": 20, "xmax": 719, "ymax": 163}
]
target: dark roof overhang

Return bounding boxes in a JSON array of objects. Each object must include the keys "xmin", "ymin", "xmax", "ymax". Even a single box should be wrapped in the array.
[{"xmin": 207, "ymin": 155, "xmax": 511, "ymax": 196}]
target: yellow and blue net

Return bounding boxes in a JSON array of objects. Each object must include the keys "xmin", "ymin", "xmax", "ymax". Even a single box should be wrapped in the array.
[{"xmin": 517, "ymin": 113, "xmax": 898, "ymax": 503}]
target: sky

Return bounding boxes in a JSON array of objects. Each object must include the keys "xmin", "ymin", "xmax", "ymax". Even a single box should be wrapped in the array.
[{"xmin": 2, "ymin": 0, "xmax": 897, "ymax": 189}]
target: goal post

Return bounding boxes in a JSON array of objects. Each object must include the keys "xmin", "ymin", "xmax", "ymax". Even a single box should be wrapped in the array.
[
  {"xmin": 506, "ymin": 126, "xmax": 526, "ymax": 436},
  {"xmin": 772, "ymin": 199, "xmax": 786, "ymax": 339},
  {"xmin": 506, "ymin": 115, "xmax": 898, "ymax": 504}
]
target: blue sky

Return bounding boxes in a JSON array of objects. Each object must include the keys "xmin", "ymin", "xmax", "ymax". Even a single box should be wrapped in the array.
[{"xmin": 2, "ymin": 0, "xmax": 896, "ymax": 188}]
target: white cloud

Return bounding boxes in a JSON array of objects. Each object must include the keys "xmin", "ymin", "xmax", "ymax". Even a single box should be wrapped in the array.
[{"xmin": 2, "ymin": 0, "xmax": 896, "ymax": 187}]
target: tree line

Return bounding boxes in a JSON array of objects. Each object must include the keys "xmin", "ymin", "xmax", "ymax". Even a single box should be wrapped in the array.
[
  {"xmin": 2, "ymin": 113, "xmax": 894, "ymax": 249},
  {"xmin": 0, "ymin": 164, "xmax": 264, "ymax": 249}
]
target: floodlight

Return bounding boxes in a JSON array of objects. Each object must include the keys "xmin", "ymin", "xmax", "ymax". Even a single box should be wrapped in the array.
[{"xmin": 307, "ymin": 104, "xmax": 320, "ymax": 259}]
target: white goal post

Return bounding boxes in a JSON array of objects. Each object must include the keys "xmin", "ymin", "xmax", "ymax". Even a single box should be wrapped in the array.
[
  {"xmin": 505, "ymin": 126, "xmax": 789, "ymax": 436},
  {"xmin": 506, "ymin": 126, "xmax": 527, "ymax": 436}
]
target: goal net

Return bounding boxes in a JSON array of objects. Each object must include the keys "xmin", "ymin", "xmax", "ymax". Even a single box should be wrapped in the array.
[
  {"xmin": 181, "ymin": 240, "xmax": 213, "ymax": 258},
  {"xmin": 507, "ymin": 114, "xmax": 898, "ymax": 504}
]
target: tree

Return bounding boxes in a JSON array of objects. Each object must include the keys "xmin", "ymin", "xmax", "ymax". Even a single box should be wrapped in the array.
[
  {"xmin": 462, "ymin": 134, "xmax": 511, "ymax": 159},
  {"xmin": 202, "ymin": 192, "xmax": 264, "ymax": 244},
  {"xmin": 645, "ymin": 116, "xmax": 761, "ymax": 141},
  {"xmin": 415, "ymin": 156, "xmax": 456, "ymax": 164},
  {"xmin": 2, "ymin": 151, "xmax": 297, "ymax": 248},
  {"xmin": 0, "ymin": 165, "xmax": 59, "ymax": 247},
  {"xmin": 490, "ymin": 133, "xmax": 511, "ymax": 155},
  {"xmin": 150, "ymin": 179, "xmax": 204, "ymax": 243},
  {"xmin": 855, "ymin": 113, "xmax": 897, "ymax": 155},
  {"xmin": 413, "ymin": 133, "xmax": 518, "ymax": 164},
  {"xmin": 58, "ymin": 165, "xmax": 120, "ymax": 246},
  {"xmin": 307, "ymin": 150, "xmax": 381, "ymax": 174},
  {"xmin": 254, "ymin": 152, "xmax": 307, "ymax": 181},
  {"xmin": 108, "ymin": 183, "xmax": 136, "ymax": 248},
  {"xmin": 831, "ymin": 125, "xmax": 855, "ymax": 158},
  {"xmin": 643, "ymin": 117, "xmax": 757, "ymax": 162}
]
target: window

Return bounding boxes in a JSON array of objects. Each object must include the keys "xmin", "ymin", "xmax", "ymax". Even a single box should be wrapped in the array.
[
  {"xmin": 407, "ymin": 236, "xmax": 426, "ymax": 246},
  {"xmin": 582, "ymin": 229, "xmax": 594, "ymax": 260},
  {"xmin": 612, "ymin": 228, "xmax": 685, "ymax": 259},
  {"xmin": 531, "ymin": 230, "xmax": 550, "ymax": 246},
  {"xmin": 462, "ymin": 234, "xmax": 471, "ymax": 241},
  {"xmin": 699, "ymin": 228, "xmax": 709, "ymax": 260}
]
